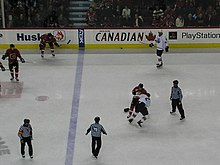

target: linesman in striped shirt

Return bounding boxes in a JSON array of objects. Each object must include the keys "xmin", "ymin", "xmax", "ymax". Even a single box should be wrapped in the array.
[
  {"xmin": 170, "ymin": 80, "xmax": 185, "ymax": 120},
  {"xmin": 85, "ymin": 116, "xmax": 107, "ymax": 158},
  {"xmin": 18, "ymin": 119, "xmax": 33, "ymax": 159}
]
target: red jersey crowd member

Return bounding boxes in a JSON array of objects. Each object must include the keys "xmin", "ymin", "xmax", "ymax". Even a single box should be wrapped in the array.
[
  {"xmin": 39, "ymin": 33, "xmax": 60, "ymax": 58},
  {"xmin": 124, "ymin": 83, "xmax": 148, "ymax": 118},
  {"xmin": 2, "ymin": 44, "xmax": 25, "ymax": 81}
]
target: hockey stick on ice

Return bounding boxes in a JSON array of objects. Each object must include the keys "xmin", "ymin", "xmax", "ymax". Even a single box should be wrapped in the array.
[
  {"xmin": 58, "ymin": 39, "xmax": 71, "ymax": 47},
  {"xmin": 66, "ymin": 40, "xmax": 71, "ymax": 44}
]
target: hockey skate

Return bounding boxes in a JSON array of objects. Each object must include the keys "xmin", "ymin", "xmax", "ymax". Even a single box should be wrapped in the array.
[
  {"xmin": 52, "ymin": 53, "xmax": 55, "ymax": 57},
  {"xmin": 180, "ymin": 117, "xmax": 185, "ymax": 120},
  {"xmin": 30, "ymin": 156, "xmax": 33, "ymax": 159},
  {"xmin": 41, "ymin": 54, "xmax": 44, "ymax": 58},
  {"xmin": 156, "ymin": 62, "xmax": 163, "ymax": 68},
  {"xmin": 127, "ymin": 114, "xmax": 131, "ymax": 118},
  {"xmin": 137, "ymin": 120, "xmax": 143, "ymax": 127},
  {"xmin": 15, "ymin": 78, "xmax": 19, "ymax": 82},
  {"xmin": 22, "ymin": 155, "xmax": 25, "ymax": 158},
  {"xmin": 128, "ymin": 118, "xmax": 133, "ymax": 123},
  {"xmin": 10, "ymin": 77, "xmax": 14, "ymax": 81},
  {"xmin": 170, "ymin": 111, "xmax": 176, "ymax": 115}
]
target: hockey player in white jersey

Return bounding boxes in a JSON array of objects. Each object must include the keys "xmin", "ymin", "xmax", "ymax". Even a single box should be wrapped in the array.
[
  {"xmin": 149, "ymin": 30, "xmax": 169, "ymax": 68},
  {"xmin": 128, "ymin": 93, "xmax": 151, "ymax": 127}
]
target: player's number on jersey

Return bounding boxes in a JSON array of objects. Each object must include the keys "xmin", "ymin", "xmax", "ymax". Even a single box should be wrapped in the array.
[
  {"xmin": 93, "ymin": 127, "xmax": 98, "ymax": 132},
  {"xmin": 9, "ymin": 53, "xmax": 16, "ymax": 60}
]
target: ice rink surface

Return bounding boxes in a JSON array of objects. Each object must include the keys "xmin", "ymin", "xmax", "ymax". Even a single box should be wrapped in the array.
[{"xmin": 1, "ymin": 48, "xmax": 220, "ymax": 165}]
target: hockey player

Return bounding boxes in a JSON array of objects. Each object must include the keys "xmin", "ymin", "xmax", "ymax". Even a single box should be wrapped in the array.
[
  {"xmin": 124, "ymin": 83, "xmax": 148, "ymax": 118},
  {"xmin": 39, "ymin": 33, "xmax": 60, "ymax": 58},
  {"xmin": 85, "ymin": 116, "xmax": 107, "ymax": 159},
  {"xmin": 18, "ymin": 119, "xmax": 33, "ymax": 159},
  {"xmin": 2, "ymin": 44, "xmax": 25, "ymax": 81},
  {"xmin": 149, "ymin": 30, "xmax": 169, "ymax": 68},
  {"xmin": 0, "ymin": 61, "xmax": 5, "ymax": 71},
  {"xmin": 128, "ymin": 93, "xmax": 151, "ymax": 127},
  {"xmin": 170, "ymin": 80, "xmax": 185, "ymax": 120}
]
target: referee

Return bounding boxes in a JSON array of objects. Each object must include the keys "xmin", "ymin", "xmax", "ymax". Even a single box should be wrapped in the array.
[
  {"xmin": 85, "ymin": 116, "xmax": 107, "ymax": 158},
  {"xmin": 170, "ymin": 80, "xmax": 185, "ymax": 120},
  {"xmin": 18, "ymin": 119, "xmax": 33, "ymax": 159}
]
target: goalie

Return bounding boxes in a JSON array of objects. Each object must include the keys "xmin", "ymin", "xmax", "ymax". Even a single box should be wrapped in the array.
[{"xmin": 39, "ymin": 33, "xmax": 60, "ymax": 58}]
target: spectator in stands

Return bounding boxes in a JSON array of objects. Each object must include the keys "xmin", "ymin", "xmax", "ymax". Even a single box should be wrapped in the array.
[
  {"xmin": 58, "ymin": 14, "xmax": 69, "ymax": 27},
  {"xmin": 175, "ymin": 14, "xmax": 184, "ymax": 27},
  {"xmin": 161, "ymin": 13, "xmax": 175, "ymax": 27},
  {"xmin": 184, "ymin": 13, "xmax": 195, "ymax": 26},
  {"xmin": 175, "ymin": 0, "xmax": 185, "ymax": 9},
  {"xmin": 164, "ymin": 5, "xmax": 175, "ymax": 18},
  {"xmin": 195, "ymin": 13, "xmax": 205, "ymax": 26},
  {"xmin": 184, "ymin": 0, "xmax": 196, "ymax": 17},
  {"xmin": 104, "ymin": 2, "xmax": 114, "ymax": 25},
  {"xmin": 31, "ymin": 12, "xmax": 42, "ymax": 27},
  {"xmin": 133, "ymin": 13, "xmax": 144, "ymax": 27},
  {"xmin": 152, "ymin": 5, "xmax": 164, "ymax": 27},
  {"xmin": 86, "ymin": 7, "xmax": 97, "ymax": 27},
  {"xmin": 101, "ymin": 16, "xmax": 112, "ymax": 27},
  {"xmin": 44, "ymin": 10, "xmax": 59, "ymax": 27},
  {"xmin": 204, "ymin": 5, "xmax": 216, "ymax": 26},
  {"xmin": 112, "ymin": 5, "xmax": 121, "ymax": 27},
  {"xmin": 121, "ymin": 5, "xmax": 131, "ymax": 27}
]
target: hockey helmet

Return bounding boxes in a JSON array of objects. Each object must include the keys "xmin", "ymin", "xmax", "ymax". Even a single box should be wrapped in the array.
[
  {"xmin": 94, "ymin": 116, "xmax": 100, "ymax": 123},
  {"xmin": 24, "ymin": 119, "xmax": 30, "ymax": 124},
  {"xmin": 10, "ymin": 44, "xmax": 15, "ymax": 48},
  {"xmin": 173, "ymin": 80, "xmax": 179, "ymax": 84},
  {"xmin": 48, "ymin": 33, "xmax": 53, "ymax": 37},
  {"xmin": 138, "ymin": 83, "xmax": 143, "ymax": 88}
]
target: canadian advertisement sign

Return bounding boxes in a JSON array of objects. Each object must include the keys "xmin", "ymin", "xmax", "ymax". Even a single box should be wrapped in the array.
[{"xmin": 0, "ymin": 28, "xmax": 220, "ymax": 46}]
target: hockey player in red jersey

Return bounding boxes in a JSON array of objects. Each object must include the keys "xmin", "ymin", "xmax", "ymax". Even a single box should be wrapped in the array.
[
  {"xmin": 2, "ymin": 44, "xmax": 25, "ymax": 81},
  {"xmin": 39, "ymin": 33, "xmax": 60, "ymax": 58},
  {"xmin": 124, "ymin": 83, "xmax": 148, "ymax": 118}
]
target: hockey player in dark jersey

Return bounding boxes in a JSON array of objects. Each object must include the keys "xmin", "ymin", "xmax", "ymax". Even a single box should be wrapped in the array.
[
  {"xmin": 124, "ymin": 83, "xmax": 148, "ymax": 118},
  {"xmin": 0, "ymin": 61, "xmax": 5, "ymax": 71},
  {"xmin": 2, "ymin": 44, "xmax": 25, "ymax": 81},
  {"xmin": 39, "ymin": 33, "xmax": 60, "ymax": 58}
]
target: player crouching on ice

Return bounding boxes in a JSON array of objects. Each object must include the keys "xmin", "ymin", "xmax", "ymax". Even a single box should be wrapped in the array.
[
  {"xmin": 128, "ymin": 93, "xmax": 151, "ymax": 127},
  {"xmin": 39, "ymin": 33, "xmax": 60, "ymax": 58}
]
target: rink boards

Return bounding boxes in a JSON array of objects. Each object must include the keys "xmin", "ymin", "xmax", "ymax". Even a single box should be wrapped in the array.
[{"xmin": 0, "ymin": 28, "xmax": 220, "ymax": 49}]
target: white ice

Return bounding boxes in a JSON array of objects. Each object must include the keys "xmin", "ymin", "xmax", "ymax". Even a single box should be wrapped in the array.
[{"xmin": 0, "ymin": 48, "xmax": 220, "ymax": 165}]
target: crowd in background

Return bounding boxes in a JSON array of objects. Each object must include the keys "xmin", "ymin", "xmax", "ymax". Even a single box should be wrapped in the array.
[
  {"xmin": 0, "ymin": 0, "xmax": 220, "ymax": 28},
  {"xmin": 1, "ymin": 0, "xmax": 69, "ymax": 28},
  {"xmin": 87, "ymin": 0, "xmax": 220, "ymax": 27}
]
